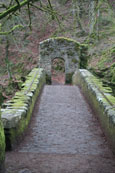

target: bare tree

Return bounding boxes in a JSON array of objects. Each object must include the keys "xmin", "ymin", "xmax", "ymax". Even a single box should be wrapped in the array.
[{"xmin": 72, "ymin": 0, "xmax": 86, "ymax": 33}]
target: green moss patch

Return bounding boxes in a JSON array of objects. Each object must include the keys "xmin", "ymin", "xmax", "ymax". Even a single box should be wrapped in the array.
[{"xmin": 89, "ymin": 47, "xmax": 115, "ymax": 94}]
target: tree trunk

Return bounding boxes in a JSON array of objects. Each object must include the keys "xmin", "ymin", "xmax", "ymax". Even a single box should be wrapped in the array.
[
  {"xmin": 5, "ymin": 38, "xmax": 12, "ymax": 80},
  {"xmin": 89, "ymin": 0, "xmax": 97, "ymax": 35},
  {"xmin": 72, "ymin": 0, "xmax": 85, "ymax": 33}
]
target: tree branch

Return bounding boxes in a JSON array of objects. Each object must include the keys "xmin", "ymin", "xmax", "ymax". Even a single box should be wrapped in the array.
[
  {"xmin": 0, "ymin": 0, "xmax": 39, "ymax": 20},
  {"xmin": 0, "ymin": 25, "xmax": 24, "ymax": 35}
]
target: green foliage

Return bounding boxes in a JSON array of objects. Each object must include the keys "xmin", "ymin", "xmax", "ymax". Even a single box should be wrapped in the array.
[
  {"xmin": 89, "ymin": 46, "xmax": 115, "ymax": 95},
  {"xmin": 98, "ymin": 46, "xmax": 115, "ymax": 69},
  {"xmin": 66, "ymin": 73, "xmax": 74, "ymax": 84},
  {"xmin": 80, "ymin": 44, "xmax": 89, "ymax": 68}
]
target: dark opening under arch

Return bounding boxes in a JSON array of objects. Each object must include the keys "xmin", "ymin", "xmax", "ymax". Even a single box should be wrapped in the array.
[{"xmin": 51, "ymin": 58, "xmax": 65, "ymax": 85}]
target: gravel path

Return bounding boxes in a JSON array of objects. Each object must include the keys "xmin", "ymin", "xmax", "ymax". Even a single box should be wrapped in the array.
[{"xmin": 5, "ymin": 85, "xmax": 115, "ymax": 173}]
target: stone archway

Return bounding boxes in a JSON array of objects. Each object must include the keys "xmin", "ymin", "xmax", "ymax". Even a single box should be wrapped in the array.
[
  {"xmin": 39, "ymin": 37, "xmax": 88, "ymax": 84},
  {"xmin": 51, "ymin": 57, "xmax": 65, "ymax": 85}
]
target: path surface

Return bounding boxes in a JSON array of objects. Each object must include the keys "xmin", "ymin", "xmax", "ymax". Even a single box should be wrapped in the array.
[{"xmin": 6, "ymin": 85, "xmax": 115, "ymax": 173}]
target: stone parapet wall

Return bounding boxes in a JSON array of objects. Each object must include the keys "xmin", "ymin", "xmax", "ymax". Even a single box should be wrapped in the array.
[
  {"xmin": 1, "ymin": 68, "xmax": 46, "ymax": 150},
  {"xmin": 73, "ymin": 69, "xmax": 115, "ymax": 154},
  {"xmin": 0, "ymin": 110, "xmax": 5, "ymax": 173}
]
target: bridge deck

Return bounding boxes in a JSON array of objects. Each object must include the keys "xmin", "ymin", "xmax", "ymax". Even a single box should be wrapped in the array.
[{"xmin": 5, "ymin": 85, "xmax": 115, "ymax": 173}]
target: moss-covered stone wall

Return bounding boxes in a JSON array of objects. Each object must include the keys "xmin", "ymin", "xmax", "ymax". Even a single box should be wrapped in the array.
[
  {"xmin": 0, "ymin": 109, "xmax": 5, "ymax": 173},
  {"xmin": 39, "ymin": 37, "xmax": 88, "ymax": 83},
  {"xmin": 72, "ymin": 69, "xmax": 115, "ymax": 154},
  {"xmin": 1, "ymin": 68, "xmax": 46, "ymax": 150}
]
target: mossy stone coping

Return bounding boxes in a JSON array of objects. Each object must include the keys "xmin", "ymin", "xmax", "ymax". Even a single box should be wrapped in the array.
[
  {"xmin": 72, "ymin": 69, "xmax": 115, "ymax": 154},
  {"xmin": 0, "ymin": 109, "xmax": 5, "ymax": 173},
  {"xmin": 1, "ymin": 68, "xmax": 46, "ymax": 150}
]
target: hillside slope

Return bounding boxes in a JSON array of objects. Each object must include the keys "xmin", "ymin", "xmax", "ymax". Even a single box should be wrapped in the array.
[{"xmin": 0, "ymin": 0, "xmax": 115, "ymax": 104}]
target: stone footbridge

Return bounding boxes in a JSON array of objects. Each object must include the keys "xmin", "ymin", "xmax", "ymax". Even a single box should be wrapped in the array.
[
  {"xmin": 5, "ymin": 85, "xmax": 115, "ymax": 172},
  {"xmin": 0, "ymin": 38, "xmax": 115, "ymax": 173}
]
